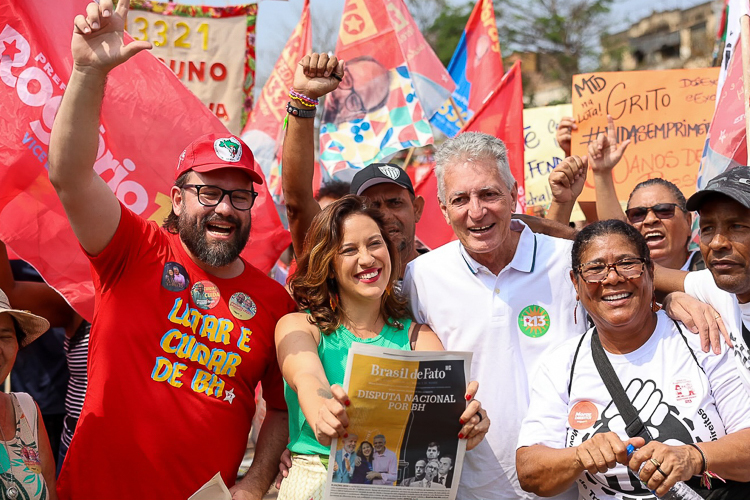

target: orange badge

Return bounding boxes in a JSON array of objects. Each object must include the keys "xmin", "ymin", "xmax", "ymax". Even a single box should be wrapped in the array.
[{"xmin": 568, "ymin": 401, "xmax": 598, "ymax": 430}]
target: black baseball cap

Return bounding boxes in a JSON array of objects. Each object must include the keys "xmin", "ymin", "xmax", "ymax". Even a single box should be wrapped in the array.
[
  {"xmin": 350, "ymin": 163, "xmax": 415, "ymax": 196},
  {"xmin": 686, "ymin": 166, "xmax": 750, "ymax": 211}
]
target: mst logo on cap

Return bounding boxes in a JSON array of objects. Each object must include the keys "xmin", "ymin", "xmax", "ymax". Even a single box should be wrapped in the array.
[
  {"xmin": 214, "ymin": 137, "xmax": 243, "ymax": 162},
  {"xmin": 378, "ymin": 165, "xmax": 401, "ymax": 181}
]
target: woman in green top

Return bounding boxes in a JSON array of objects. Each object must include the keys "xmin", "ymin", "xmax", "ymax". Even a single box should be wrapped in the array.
[{"xmin": 275, "ymin": 196, "xmax": 489, "ymax": 500}]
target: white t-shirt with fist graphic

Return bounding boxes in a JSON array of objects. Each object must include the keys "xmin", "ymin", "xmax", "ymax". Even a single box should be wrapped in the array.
[{"xmin": 517, "ymin": 311, "xmax": 750, "ymax": 500}]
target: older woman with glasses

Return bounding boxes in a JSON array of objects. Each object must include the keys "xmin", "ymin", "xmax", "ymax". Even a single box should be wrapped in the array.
[{"xmin": 515, "ymin": 219, "xmax": 750, "ymax": 500}]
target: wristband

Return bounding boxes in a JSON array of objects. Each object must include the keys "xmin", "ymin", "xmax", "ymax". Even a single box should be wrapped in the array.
[
  {"xmin": 688, "ymin": 443, "xmax": 725, "ymax": 490},
  {"xmin": 286, "ymin": 102, "xmax": 316, "ymax": 118}
]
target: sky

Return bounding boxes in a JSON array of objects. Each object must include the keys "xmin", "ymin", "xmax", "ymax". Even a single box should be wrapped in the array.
[{"xmin": 177, "ymin": 0, "xmax": 714, "ymax": 89}]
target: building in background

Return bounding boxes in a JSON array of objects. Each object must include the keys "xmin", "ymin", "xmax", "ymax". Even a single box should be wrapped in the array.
[{"xmin": 601, "ymin": 1, "xmax": 717, "ymax": 71}]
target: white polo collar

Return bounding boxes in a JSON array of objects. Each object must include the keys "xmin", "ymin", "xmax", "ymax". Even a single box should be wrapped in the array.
[{"xmin": 458, "ymin": 220, "xmax": 537, "ymax": 275}]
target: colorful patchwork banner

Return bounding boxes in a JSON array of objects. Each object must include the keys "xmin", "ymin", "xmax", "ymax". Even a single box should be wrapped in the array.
[
  {"xmin": 128, "ymin": 1, "xmax": 257, "ymax": 134},
  {"xmin": 320, "ymin": 0, "xmax": 455, "ymax": 176}
]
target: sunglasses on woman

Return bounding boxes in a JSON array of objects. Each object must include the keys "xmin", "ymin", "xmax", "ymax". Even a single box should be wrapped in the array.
[{"xmin": 624, "ymin": 203, "xmax": 683, "ymax": 224}]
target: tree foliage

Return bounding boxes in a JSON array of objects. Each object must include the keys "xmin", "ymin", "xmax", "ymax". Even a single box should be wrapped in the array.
[
  {"xmin": 424, "ymin": 3, "xmax": 475, "ymax": 66},
  {"xmin": 497, "ymin": 0, "xmax": 613, "ymax": 96},
  {"xmin": 422, "ymin": 0, "xmax": 613, "ymax": 102}
]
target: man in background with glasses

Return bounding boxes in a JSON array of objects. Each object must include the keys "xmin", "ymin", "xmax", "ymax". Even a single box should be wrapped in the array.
[{"xmin": 47, "ymin": 1, "xmax": 296, "ymax": 498}]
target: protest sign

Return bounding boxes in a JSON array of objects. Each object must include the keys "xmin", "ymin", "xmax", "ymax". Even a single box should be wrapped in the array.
[
  {"xmin": 326, "ymin": 343, "xmax": 471, "ymax": 499},
  {"xmin": 523, "ymin": 103, "xmax": 571, "ymax": 208},
  {"xmin": 571, "ymin": 68, "xmax": 719, "ymax": 202},
  {"xmin": 127, "ymin": 2, "xmax": 257, "ymax": 134}
]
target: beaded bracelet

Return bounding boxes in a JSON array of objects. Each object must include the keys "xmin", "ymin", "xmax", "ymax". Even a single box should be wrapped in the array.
[
  {"xmin": 290, "ymin": 95, "xmax": 317, "ymax": 108},
  {"xmin": 289, "ymin": 88, "xmax": 319, "ymax": 106},
  {"xmin": 687, "ymin": 443, "xmax": 725, "ymax": 489}
]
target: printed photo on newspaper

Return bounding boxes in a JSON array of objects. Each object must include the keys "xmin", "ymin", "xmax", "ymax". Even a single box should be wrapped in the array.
[{"xmin": 324, "ymin": 343, "xmax": 472, "ymax": 500}]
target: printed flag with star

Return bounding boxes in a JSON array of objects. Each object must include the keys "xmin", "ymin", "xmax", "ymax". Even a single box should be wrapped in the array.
[
  {"xmin": 696, "ymin": 36, "xmax": 747, "ymax": 191},
  {"xmin": 431, "ymin": 0, "xmax": 504, "ymax": 137},
  {"xmin": 240, "ymin": 0, "xmax": 311, "ymax": 203},
  {"xmin": 319, "ymin": 0, "xmax": 455, "ymax": 176},
  {"xmin": 0, "ymin": 0, "xmax": 289, "ymax": 320}
]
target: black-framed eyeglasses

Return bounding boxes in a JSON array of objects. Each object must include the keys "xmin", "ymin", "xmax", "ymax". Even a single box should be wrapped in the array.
[
  {"xmin": 625, "ymin": 203, "xmax": 683, "ymax": 224},
  {"xmin": 183, "ymin": 184, "xmax": 257, "ymax": 211},
  {"xmin": 576, "ymin": 258, "xmax": 646, "ymax": 284}
]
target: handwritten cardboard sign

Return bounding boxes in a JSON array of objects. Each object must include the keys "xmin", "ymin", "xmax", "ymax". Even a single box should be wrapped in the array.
[
  {"xmin": 523, "ymin": 104, "xmax": 571, "ymax": 208},
  {"xmin": 571, "ymin": 68, "xmax": 719, "ymax": 202}
]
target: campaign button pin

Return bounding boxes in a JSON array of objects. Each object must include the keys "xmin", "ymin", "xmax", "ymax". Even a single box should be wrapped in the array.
[
  {"xmin": 162, "ymin": 262, "xmax": 189, "ymax": 292},
  {"xmin": 229, "ymin": 292, "xmax": 257, "ymax": 320},
  {"xmin": 191, "ymin": 280, "xmax": 219, "ymax": 310},
  {"xmin": 568, "ymin": 401, "xmax": 598, "ymax": 430}
]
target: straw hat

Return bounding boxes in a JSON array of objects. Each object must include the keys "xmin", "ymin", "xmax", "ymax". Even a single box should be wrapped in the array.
[{"xmin": 0, "ymin": 288, "xmax": 50, "ymax": 347}]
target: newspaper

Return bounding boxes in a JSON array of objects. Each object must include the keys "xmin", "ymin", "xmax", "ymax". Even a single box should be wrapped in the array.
[
  {"xmin": 188, "ymin": 472, "xmax": 231, "ymax": 500},
  {"xmin": 324, "ymin": 343, "xmax": 472, "ymax": 500}
]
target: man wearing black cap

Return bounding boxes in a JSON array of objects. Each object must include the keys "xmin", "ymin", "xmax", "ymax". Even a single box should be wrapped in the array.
[{"xmin": 679, "ymin": 166, "xmax": 750, "ymax": 390}]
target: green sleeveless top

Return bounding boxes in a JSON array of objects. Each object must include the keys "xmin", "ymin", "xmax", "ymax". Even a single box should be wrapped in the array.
[{"xmin": 285, "ymin": 317, "xmax": 413, "ymax": 455}]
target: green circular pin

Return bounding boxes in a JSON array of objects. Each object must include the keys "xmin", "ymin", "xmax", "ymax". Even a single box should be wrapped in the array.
[{"xmin": 518, "ymin": 305, "xmax": 551, "ymax": 338}]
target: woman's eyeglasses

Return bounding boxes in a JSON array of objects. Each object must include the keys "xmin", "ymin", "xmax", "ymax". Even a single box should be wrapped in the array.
[
  {"xmin": 577, "ymin": 258, "xmax": 646, "ymax": 284},
  {"xmin": 624, "ymin": 203, "xmax": 683, "ymax": 224}
]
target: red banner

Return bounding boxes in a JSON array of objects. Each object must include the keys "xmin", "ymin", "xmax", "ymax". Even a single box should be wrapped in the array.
[
  {"xmin": 464, "ymin": 0, "xmax": 504, "ymax": 113},
  {"xmin": 414, "ymin": 169, "xmax": 457, "ymax": 250},
  {"xmin": 0, "ymin": 1, "xmax": 289, "ymax": 321},
  {"xmin": 460, "ymin": 60, "xmax": 525, "ymax": 211}
]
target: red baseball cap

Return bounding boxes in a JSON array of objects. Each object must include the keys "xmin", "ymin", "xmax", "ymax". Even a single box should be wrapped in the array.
[{"xmin": 175, "ymin": 133, "xmax": 263, "ymax": 184}]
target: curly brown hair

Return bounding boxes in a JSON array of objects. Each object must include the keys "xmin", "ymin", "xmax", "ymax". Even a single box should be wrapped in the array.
[{"xmin": 289, "ymin": 195, "xmax": 411, "ymax": 334}]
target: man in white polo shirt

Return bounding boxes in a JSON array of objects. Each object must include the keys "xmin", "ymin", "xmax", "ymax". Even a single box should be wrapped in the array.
[
  {"xmin": 680, "ymin": 167, "xmax": 750, "ymax": 390},
  {"xmin": 403, "ymin": 132, "xmax": 584, "ymax": 500}
]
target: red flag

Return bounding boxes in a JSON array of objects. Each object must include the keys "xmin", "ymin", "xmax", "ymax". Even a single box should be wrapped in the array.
[
  {"xmin": 464, "ymin": 0, "xmax": 504, "ymax": 113},
  {"xmin": 431, "ymin": 0, "xmax": 504, "ymax": 137},
  {"xmin": 460, "ymin": 60, "xmax": 525, "ymax": 212},
  {"xmin": 0, "ymin": 1, "xmax": 290, "ymax": 321},
  {"xmin": 697, "ymin": 37, "xmax": 747, "ymax": 190},
  {"xmin": 414, "ymin": 169, "xmax": 457, "ymax": 250},
  {"xmin": 241, "ymin": 0, "xmax": 311, "ymax": 193}
]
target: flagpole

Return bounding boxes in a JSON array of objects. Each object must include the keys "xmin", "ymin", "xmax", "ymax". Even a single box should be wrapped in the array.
[
  {"xmin": 741, "ymin": 14, "xmax": 750, "ymax": 155},
  {"xmin": 403, "ymin": 147, "xmax": 415, "ymax": 169},
  {"xmin": 449, "ymin": 96, "xmax": 467, "ymax": 128}
]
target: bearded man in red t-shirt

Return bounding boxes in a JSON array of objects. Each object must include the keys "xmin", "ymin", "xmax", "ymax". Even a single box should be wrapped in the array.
[{"xmin": 47, "ymin": 1, "xmax": 296, "ymax": 499}]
